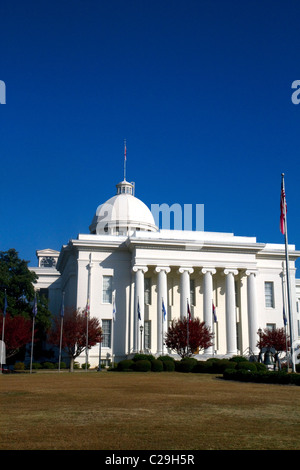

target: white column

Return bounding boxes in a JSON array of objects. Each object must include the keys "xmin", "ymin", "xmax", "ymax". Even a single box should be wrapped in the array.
[
  {"xmin": 178, "ymin": 267, "xmax": 194, "ymax": 319},
  {"xmin": 201, "ymin": 268, "xmax": 216, "ymax": 355},
  {"xmin": 224, "ymin": 269, "xmax": 238, "ymax": 356},
  {"xmin": 246, "ymin": 270, "xmax": 259, "ymax": 355},
  {"xmin": 155, "ymin": 267, "xmax": 171, "ymax": 355},
  {"xmin": 132, "ymin": 266, "xmax": 148, "ymax": 352}
]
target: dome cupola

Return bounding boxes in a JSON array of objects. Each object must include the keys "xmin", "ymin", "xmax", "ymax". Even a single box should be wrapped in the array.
[{"xmin": 89, "ymin": 179, "xmax": 158, "ymax": 236}]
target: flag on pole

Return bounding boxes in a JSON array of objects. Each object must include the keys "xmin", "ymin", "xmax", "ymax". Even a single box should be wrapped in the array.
[
  {"xmin": 283, "ymin": 305, "xmax": 287, "ymax": 327},
  {"xmin": 187, "ymin": 300, "xmax": 191, "ymax": 322},
  {"xmin": 113, "ymin": 295, "xmax": 116, "ymax": 321},
  {"xmin": 60, "ymin": 294, "xmax": 64, "ymax": 318},
  {"xmin": 137, "ymin": 299, "xmax": 141, "ymax": 320},
  {"xmin": 85, "ymin": 297, "xmax": 90, "ymax": 318},
  {"xmin": 280, "ymin": 176, "xmax": 287, "ymax": 235},
  {"xmin": 162, "ymin": 299, "xmax": 166, "ymax": 321},
  {"xmin": 3, "ymin": 292, "xmax": 7, "ymax": 317},
  {"xmin": 32, "ymin": 294, "xmax": 37, "ymax": 317},
  {"xmin": 124, "ymin": 140, "xmax": 127, "ymax": 161},
  {"xmin": 213, "ymin": 303, "xmax": 217, "ymax": 322}
]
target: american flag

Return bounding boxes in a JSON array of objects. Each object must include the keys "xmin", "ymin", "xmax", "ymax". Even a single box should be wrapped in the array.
[
  {"xmin": 280, "ymin": 177, "xmax": 287, "ymax": 235},
  {"xmin": 213, "ymin": 303, "xmax": 217, "ymax": 322}
]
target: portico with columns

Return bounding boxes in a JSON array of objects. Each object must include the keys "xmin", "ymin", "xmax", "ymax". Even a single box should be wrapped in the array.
[{"xmin": 31, "ymin": 177, "xmax": 300, "ymax": 367}]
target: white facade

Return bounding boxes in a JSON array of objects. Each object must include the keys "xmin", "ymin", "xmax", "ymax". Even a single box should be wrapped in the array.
[{"xmin": 31, "ymin": 179, "xmax": 300, "ymax": 367}]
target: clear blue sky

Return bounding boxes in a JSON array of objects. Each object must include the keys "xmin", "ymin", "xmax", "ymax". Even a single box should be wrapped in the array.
[{"xmin": 1, "ymin": 0, "xmax": 300, "ymax": 270}]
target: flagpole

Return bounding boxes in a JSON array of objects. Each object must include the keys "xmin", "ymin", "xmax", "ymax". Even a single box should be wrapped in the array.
[
  {"xmin": 86, "ymin": 301, "xmax": 89, "ymax": 371},
  {"xmin": 1, "ymin": 290, "xmax": 7, "ymax": 374},
  {"xmin": 58, "ymin": 291, "xmax": 65, "ymax": 372},
  {"xmin": 187, "ymin": 298, "xmax": 189, "ymax": 357},
  {"xmin": 162, "ymin": 298, "xmax": 165, "ymax": 356},
  {"xmin": 1, "ymin": 315, "xmax": 5, "ymax": 373},
  {"xmin": 124, "ymin": 139, "xmax": 127, "ymax": 181},
  {"xmin": 111, "ymin": 292, "xmax": 116, "ymax": 367},
  {"xmin": 281, "ymin": 173, "xmax": 295, "ymax": 372},
  {"xmin": 30, "ymin": 294, "xmax": 37, "ymax": 374}
]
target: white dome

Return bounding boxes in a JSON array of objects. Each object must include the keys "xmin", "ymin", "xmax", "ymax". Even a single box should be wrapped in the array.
[{"xmin": 89, "ymin": 182, "xmax": 158, "ymax": 235}]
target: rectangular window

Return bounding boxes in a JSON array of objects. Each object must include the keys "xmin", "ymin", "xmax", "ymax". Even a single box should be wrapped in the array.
[
  {"xmin": 102, "ymin": 319, "xmax": 112, "ymax": 347},
  {"xmin": 190, "ymin": 279, "xmax": 195, "ymax": 306},
  {"xmin": 144, "ymin": 278, "xmax": 151, "ymax": 305},
  {"xmin": 103, "ymin": 275, "xmax": 113, "ymax": 303},
  {"xmin": 266, "ymin": 323, "xmax": 276, "ymax": 331},
  {"xmin": 144, "ymin": 320, "xmax": 151, "ymax": 350},
  {"xmin": 265, "ymin": 282, "xmax": 274, "ymax": 308}
]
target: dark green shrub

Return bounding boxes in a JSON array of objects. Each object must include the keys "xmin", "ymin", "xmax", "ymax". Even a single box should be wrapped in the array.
[
  {"xmin": 13, "ymin": 362, "xmax": 25, "ymax": 371},
  {"xmin": 31, "ymin": 362, "xmax": 42, "ymax": 369},
  {"xmin": 162, "ymin": 360, "xmax": 175, "ymax": 371},
  {"xmin": 117, "ymin": 359, "xmax": 134, "ymax": 371},
  {"xmin": 236, "ymin": 361, "xmax": 257, "ymax": 372},
  {"xmin": 176, "ymin": 357, "xmax": 198, "ymax": 373},
  {"xmin": 290, "ymin": 373, "xmax": 300, "ymax": 386},
  {"xmin": 215, "ymin": 359, "xmax": 236, "ymax": 373},
  {"xmin": 43, "ymin": 362, "xmax": 55, "ymax": 369},
  {"xmin": 223, "ymin": 368, "xmax": 238, "ymax": 380},
  {"xmin": 192, "ymin": 361, "xmax": 213, "ymax": 373},
  {"xmin": 151, "ymin": 359, "xmax": 163, "ymax": 372},
  {"xmin": 229, "ymin": 355, "xmax": 248, "ymax": 363},
  {"xmin": 158, "ymin": 355, "xmax": 175, "ymax": 371},
  {"xmin": 255, "ymin": 362, "xmax": 267, "ymax": 372},
  {"xmin": 133, "ymin": 353, "xmax": 155, "ymax": 362},
  {"xmin": 157, "ymin": 355, "xmax": 175, "ymax": 363},
  {"xmin": 133, "ymin": 360, "xmax": 151, "ymax": 372},
  {"xmin": 55, "ymin": 361, "xmax": 66, "ymax": 369}
]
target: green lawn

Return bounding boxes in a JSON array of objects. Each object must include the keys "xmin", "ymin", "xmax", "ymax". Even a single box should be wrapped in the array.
[{"xmin": 1, "ymin": 370, "xmax": 299, "ymax": 450}]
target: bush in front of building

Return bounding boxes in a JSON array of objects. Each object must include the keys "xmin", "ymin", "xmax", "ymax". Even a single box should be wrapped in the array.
[
  {"xmin": 133, "ymin": 360, "xmax": 152, "ymax": 372},
  {"xmin": 117, "ymin": 359, "xmax": 135, "ymax": 371},
  {"xmin": 151, "ymin": 359, "xmax": 164, "ymax": 372},
  {"xmin": 223, "ymin": 368, "xmax": 300, "ymax": 386},
  {"xmin": 235, "ymin": 361, "xmax": 257, "ymax": 372},
  {"xmin": 229, "ymin": 355, "xmax": 248, "ymax": 363},
  {"xmin": 13, "ymin": 362, "xmax": 25, "ymax": 371},
  {"xmin": 207, "ymin": 358, "xmax": 237, "ymax": 373},
  {"xmin": 43, "ymin": 361, "xmax": 56, "ymax": 369},
  {"xmin": 157, "ymin": 355, "xmax": 175, "ymax": 371},
  {"xmin": 175, "ymin": 357, "xmax": 198, "ymax": 373},
  {"xmin": 132, "ymin": 353, "xmax": 155, "ymax": 362},
  {"xmin": 192, "ymin": 360, "xmax": 214, "ymax": 373}
]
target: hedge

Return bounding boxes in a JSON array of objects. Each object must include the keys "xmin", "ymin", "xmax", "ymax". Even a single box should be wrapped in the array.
[
  {"xmin": 117, "ymin": 359, "xmax": 135, "ymax": 371},
  {"xmin": 223, "ymin": 368, "xmax": 300, "ymax": 386},
  {"xmin": 133, "ymin": 360, "xmax": 152, "ymax": 372},
  {"xmin": 151, "ymin": 359, "xmax": 164, "ymax": 372}
]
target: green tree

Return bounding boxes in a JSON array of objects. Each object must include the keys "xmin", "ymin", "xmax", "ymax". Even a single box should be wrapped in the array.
[{"xmin": 0, "ymin": 249, "xmax": 52, "ymax": 359}]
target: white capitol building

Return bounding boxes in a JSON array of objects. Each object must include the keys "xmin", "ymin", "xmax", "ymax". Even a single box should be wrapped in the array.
[{"xmin": 31, "ymin": 177, "xmax": 300, "ymax": 367}]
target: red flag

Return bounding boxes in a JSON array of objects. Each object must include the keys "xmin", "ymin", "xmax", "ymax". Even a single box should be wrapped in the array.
[{"xmin": 280, "ymin": 178, "xmax": 286, "ymax": 235}]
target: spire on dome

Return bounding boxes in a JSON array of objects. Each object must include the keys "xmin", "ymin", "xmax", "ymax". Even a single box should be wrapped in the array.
[{"xmin": 123, "ymin": 139, "xmax": 127, "ymax": 181}]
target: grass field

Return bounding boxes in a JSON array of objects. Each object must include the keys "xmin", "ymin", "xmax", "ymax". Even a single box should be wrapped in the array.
[{"xmin": 1, "ymin": 370, "xmax": 299, "ymax": 451}]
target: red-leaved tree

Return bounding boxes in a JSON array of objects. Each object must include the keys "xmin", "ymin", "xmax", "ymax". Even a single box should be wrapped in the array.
[
  {"xmin": 165, "ymin": 317, "xmax": 214, "ymax": 358},
  {"xmin": 257, "ymin": 327, "xmax": 289, "ymax": 354},
  {"xmin": 0, "ymin": 313, "xmax": 33, "ymax": 359},
  {"xmin": 49, "ymin": 307, "xmax": 102, "ymax": 371}
]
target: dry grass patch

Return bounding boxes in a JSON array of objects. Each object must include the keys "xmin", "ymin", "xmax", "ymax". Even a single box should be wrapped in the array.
[{"xmin": 1, "ymin": 371, "xmax": 299, "ymax": 450}]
